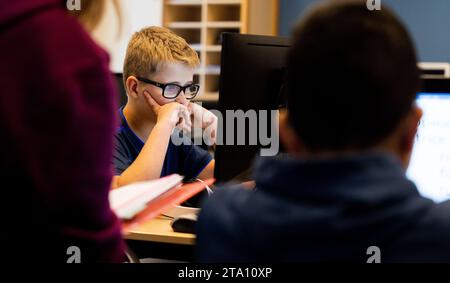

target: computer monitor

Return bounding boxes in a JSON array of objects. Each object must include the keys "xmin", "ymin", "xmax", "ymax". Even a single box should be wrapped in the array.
[
  {"xmin": 407, "ymin": 78, "xmax": 450, "ymax": 203},
  {"xmin": 214, "ymin": 33, "xmax": 290, "ymax": 183},
  {"xmin": 214, "ymin": 34, "xmax": 450, "ymax": 203}
]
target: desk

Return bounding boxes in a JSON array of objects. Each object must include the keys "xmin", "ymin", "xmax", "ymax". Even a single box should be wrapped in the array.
[
  {"xmin": 123, "ymin": 216, "xmax": 195, "ymax": 245},
  {"xmin": 119, "ymin": 179, "xmax": 215, "ymax": 261},
  {"xmin": 123, "ymin": 216, "xmax": 196, "ymax": 261}
]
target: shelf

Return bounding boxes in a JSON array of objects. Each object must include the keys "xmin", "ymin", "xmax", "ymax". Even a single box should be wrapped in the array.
[
  {"xmin": 166, "ymin": 21, "xmax": 242, "ymax": 29},
  {"xmin": 205, "ymin": 45, "xmax": 222, "ymax": 52},
  {"xmin": 205, "ymin": 65, "xmax": 221, "ymax": 75},
  {"xmin": 205, "ymin": 92, "xmax": 219, "ymax": 98},
  {"xmin": 170, "ymin": 28, "xmax": 201, "ymax": 45},
  {"xmin": 207, "ymin": 3, "xmax": 241, "ymax": 22},
  {"xmin": 206, "ymin": 51, "xmax": 221, "ymax": 68},
  {"xmin": 190, "ymin": 43, "xmax": 203, "ymax": 51},
  {"xmin": 193, "ymin": 74, "xmax": 201, "ymax": 83},
  {"xmin": 207, "ymin": 0, "xmax": 242, "ymax": 4},
  {"xmin": 167, "ymin": 22, "xmax": 203, "ymax": 29},
  {"xmin": 194, "ymin": 66, "xmax": 221, "ymax": 75},
  {"xmin": 164, "ymin": 4, "xmax": 202, "ymax": 23},
  {"xmin": 166, "ymin": 0, "xmax": 202, "ymax": 5},
  {"xmin": 163, "ymin": 0, "xmax": 278, "ymax": 105},
  {"xmin": 194, "ymin": 92, "xmax": 219, "ymax": 102},
  {"xmin": 205, "ymin": 74, "xmax": 220, "ymax": 94},
  {"xmin": 206, "ymin": 27, "xmax": 240, "ymax": 45},
  {"xmin": 166, "ymin": 0, "xmax": 242, "ymax": 6},
  {"xmin": 206, "ymin": 21, "xmax": 241, "ymax": 28},
  {"xmin": 169, "ymin": 21, "xmax": 242, "ymax": 29}
]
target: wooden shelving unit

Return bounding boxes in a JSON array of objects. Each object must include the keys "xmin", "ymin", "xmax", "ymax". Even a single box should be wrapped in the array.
[{"xmin": 163, "ymin": 0, "xmax": 278, "ymax": 102}]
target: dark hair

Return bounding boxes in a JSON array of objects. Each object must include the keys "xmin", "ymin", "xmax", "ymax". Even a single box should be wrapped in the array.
[{"xmin": 287, "ymin": 0, "xmax": 419, "ymax": 152}]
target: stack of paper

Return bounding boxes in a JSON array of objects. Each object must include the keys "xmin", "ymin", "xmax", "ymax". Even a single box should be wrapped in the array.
[{"xmin": 109, "ymin": 174, "xmax": 184, "ymax": 220}]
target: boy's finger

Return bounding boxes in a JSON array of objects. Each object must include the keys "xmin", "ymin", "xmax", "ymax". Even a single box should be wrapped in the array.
[
  {"xmin": 181, "ymin": 122, "xmax": 191, "ymax": 135},
  {"xmin": 178, "ymin": 103, "xmax": 189, "ymax": 112},
  {"xmin": 144, "ymin": 91, "xmax": 160, "ymax": 112},
  {"xmin": 184, "ymin": 110, "xmax": 193, "ymax": 129},
  {"xmin": 178, "ymin": 106, "xmax": 191, "ymax": 125},
  {"xmin": 176, "ymin": 117, "xmax": 191, "ymax": 135},
  {"xmin": 187, "ymin": 102, "xmax": 201, "ymax": 119},
  {"xmin": 181, "ymin": 115, "xmax": 192, "ymax": 130}
]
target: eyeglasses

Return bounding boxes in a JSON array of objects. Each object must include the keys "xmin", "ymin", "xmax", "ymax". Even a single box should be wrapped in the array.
[{"xmin": 137, "ymin": 77, "xmax": 200, "ymax": 100}]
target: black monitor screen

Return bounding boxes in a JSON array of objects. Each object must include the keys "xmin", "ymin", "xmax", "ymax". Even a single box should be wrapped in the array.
[{"xmin": 214, "ymin": 33, "xmax": 290, "ymax": 183}]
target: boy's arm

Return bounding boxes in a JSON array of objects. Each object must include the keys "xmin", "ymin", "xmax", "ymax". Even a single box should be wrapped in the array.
[
  {"xmin": 113, "ymin": 92, "xmax": 191, "ymax": 188},
  {"xmin": 114, "ymin": 123, "xmax": 172, "ymax": 188}
]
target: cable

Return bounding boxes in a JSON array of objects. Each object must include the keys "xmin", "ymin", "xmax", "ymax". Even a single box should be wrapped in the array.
[
  {"xmin": 161, "ymin": 179, "xmax": 212, "ymax": 218},
  {"xmin": 195, "ymin": 178, "xmax": 214, "ymax": 195}
]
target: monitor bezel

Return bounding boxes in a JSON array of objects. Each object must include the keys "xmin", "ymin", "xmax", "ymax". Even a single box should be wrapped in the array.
[{"xmin": 420, "ymin": 78, "xmax": 450, "ymax": 94}]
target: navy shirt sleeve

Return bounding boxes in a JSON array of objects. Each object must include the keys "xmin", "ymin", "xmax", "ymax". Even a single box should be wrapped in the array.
[
  {"xmin": 181, "ymin": 143, "xmax": 213, "ymax": 179},
  {"xmin": 113, "ymin": 123, "xmax": 213, "ymax": 179},
  {"xmin": 176, "ymin": 133, "xmax": 213, "ymax": 179},
  {"xmin": 113, "ymin": 132, "xmax": 133, "ymax": 176}
]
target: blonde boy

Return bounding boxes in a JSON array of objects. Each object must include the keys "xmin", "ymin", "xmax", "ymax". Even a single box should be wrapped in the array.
[{"xmin": 112, "ymin": 26, "xmax": 216, "ymax": 188}]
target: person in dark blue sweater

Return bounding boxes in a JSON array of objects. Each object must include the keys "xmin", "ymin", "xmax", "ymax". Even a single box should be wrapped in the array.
[{"xmin": 196, "ymin": 0, "xmax": 450, "ymax": 262}]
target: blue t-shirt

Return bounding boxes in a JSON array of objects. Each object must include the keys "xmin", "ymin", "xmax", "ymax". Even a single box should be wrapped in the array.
[{"xmin": 113, "ymin": 107, "xmax": 213, "ymax": 179}]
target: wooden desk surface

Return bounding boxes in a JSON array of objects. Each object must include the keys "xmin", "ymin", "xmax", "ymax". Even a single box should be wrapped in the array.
[{"xmin": 123, "ymin": 216, "xmax": 196, "ymax": 246}]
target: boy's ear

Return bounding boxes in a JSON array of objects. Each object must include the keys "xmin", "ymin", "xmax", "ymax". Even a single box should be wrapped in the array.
[
  {"xmin": 279, "ymin": 110, "xmax": 302, "ymax": 154},
  {"xmin": 390, "ymin": 105, "xmax": 423, "ymax": 168},
  {"xmin": 125, "ymin": 76, "xmax": 139, "ymax": 99},
  {"xmin": 401, "ymin": 105, "xmax": 423, "ymax": 156}
]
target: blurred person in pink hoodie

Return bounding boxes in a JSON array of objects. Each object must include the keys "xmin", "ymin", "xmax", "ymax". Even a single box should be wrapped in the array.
[{"xmin": 0, "ymin": 0, "xmax": 125, "ymax": 262}]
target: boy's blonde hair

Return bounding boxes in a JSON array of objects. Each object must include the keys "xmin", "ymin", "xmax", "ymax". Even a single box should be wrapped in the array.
[{"xmin": 123, "ymin": 26, "xmax": 200, "ymax": 85}]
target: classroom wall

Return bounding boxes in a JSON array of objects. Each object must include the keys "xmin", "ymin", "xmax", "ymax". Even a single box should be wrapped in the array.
[
  {"xmin": 279, "ymin": 0, "xmax": 450, "ymax": 63},
  {"xmin": 91, "ymin": 0, "xmax": 163, "ymax": 73}
]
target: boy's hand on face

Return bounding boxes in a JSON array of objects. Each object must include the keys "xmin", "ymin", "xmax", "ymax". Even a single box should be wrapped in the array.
[
  {"xmin": 189, "ymin": 102, "xmax": 218, "ymax": 144},
  {"xmin": 144, "ymin": 91, "xmax": 191, "ymax": 133}
]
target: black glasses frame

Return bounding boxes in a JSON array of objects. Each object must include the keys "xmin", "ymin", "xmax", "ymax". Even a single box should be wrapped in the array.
[{"xmin": 136, "ymin": 76, "xmax": 200, "ymax": 100}]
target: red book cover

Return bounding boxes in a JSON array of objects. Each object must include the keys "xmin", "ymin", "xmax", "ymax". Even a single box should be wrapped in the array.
[{"xmin": 121, "ymin": 179, "xmax": 215, "ymax": 230}]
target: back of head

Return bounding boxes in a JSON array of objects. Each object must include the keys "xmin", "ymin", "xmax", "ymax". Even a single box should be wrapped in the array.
[
  {"xmin": 287, "ymin": 0, "xmax": 419, "ymax": 152},
  {"xmin": 123, "ymin": 26, "xmax": 200, "ymax": 86}
]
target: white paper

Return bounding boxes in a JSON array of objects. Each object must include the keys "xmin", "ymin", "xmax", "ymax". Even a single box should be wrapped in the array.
[{"xmin": 109, "ymin": 174, "xmax": 184, "ymax": 219}]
